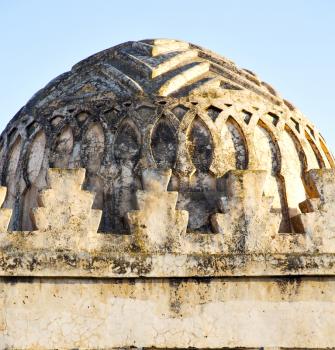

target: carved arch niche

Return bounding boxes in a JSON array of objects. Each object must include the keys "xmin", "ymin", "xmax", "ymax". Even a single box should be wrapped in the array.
[
  {"xmin": 50, "ymin": 125, "xmax": 74, "ymax": 168},
  {"xmin": 175, "ymin": 115, "xmax": 217, "ymax": 233},
  {"xmin": 21, "ymin": 130, "xmax": 48, "ymax": 230},
  {"xmin": 254, "ymin": 120, "xmax": 291, "ymax": 232},
  {"xmin": 151, "ymin": 116, "xmax": 177, "ymax": 170},
  {"xmin": 4, "ymin": 134, "xmax": 22, "ymax": 230},
  {"xmin": 221, "ymin": 116, "xmax": 248, "ymax": 170},
  {"xmin": 304, "ymin": 130, "xmax": 325, "ymax": 169},
  {"xmin": 112, "ymin": 119, "xmax": 142, "ymax": 233},
  {"xmin": 280, "ymin": 126, "xmax": 308, "ymax": 220},
  {"xmin": 81, "ymin": 121, "xmax": 105, "ymax": 229},
  {"xmin": 187, "ymin": 115, "xmax": 215, "ymax": 191},
  {"xmin": 114, "ymin": 119, "xmax": 141, "ymax": 170}
]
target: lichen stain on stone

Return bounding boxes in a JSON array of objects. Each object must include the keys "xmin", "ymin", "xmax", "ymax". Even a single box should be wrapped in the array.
[{"xmin": 1, "ymin": 38, "xmax": 335, "ymax": 349}]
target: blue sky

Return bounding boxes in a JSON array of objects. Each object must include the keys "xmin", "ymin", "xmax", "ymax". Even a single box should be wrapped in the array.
[{"xmin": 1, "ymin": 0, "xmax": 335, "ymax": 151}]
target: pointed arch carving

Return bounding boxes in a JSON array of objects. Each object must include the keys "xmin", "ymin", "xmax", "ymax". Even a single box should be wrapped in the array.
[
  {"xmin": 114, "ymin": 118, "xmax": 141, "ymax": 168},
  {"xmin": 50, "ymin": 125, "xmax": 74, "ymax": 168},
  {"xmin": 214, "ymin": 104, "xmax": 260, "ymax": 170},
  {"xmin": 225, "ymin": 117, "xmax": 248, "ymax": 170},
  {"xmin": 5, "ymin": 135, "xmax": 22, "ymax": 192},
  {"xmin": 20, "ymin": 129, "xmax": 48, "ymax": 230},
  {"xmin": 4, "ymin": 134, "xmax": 23, "ymax": 230},
  {"xmin": 187, "ymin": 116, "xmax": 213, "ymax": 173},
  {"xmin": 175, "ymin": 108, "xmax": 224, "ymax": 177},
  {"xmin": 319, "ymin": 137, "xmax": 335, "ymax": 168},
  {"xmin": 81, "ymin": 121, "xmax": 105, "ymax": 173},
  {"xmin": 26, "ymin": 130, "xmax": 47, "ymax": 185},
  {"xmin": 254, "ymin": 119, "xmax": 291, "ymax": 232},
  {"xmin": 112, "ymin": 117, "xmax": 142, "ymax": 233},
  {"xmin": 279, "ymin": 125, "xmax": 309, "ymax": 224},
  {"xmin": 151, "ymin": 115, "xmax": 178, "ymax": 169},
  {"xmin": 80, "ymin": 121, "xmax": 105, "ymax": 231},
  {"xmin": 305, "ymin": 130, "xmax": 325, "ymax": 169}
]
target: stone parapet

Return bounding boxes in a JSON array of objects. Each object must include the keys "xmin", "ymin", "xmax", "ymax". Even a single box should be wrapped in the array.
[{"xmin": 0, "ymin": 167, "xmax": 335, "ymax": 278}]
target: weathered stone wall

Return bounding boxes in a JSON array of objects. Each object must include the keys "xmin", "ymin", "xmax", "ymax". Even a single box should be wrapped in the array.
[
  {"xmin": 1, "ymin": 39, "xmax": 335, "ymax": 349},
  {"xmin": 1, "ymin": 167, "xmax": 335, "ymax": 274},
  {"xmin": 0, "ymin": 167, "xmax": 335, "ymax": 349},
  {"xmin": 1, "ymin": 276, "xmax": 335, "ymax": 349}
]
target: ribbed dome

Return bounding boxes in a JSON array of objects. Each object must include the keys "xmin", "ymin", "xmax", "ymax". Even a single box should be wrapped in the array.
[
  {"xmin": 9, "ymin": 39, "xmax": 303, "ymax": 110},
  {"xmin": 0, "ymin": 39, "xmax": 333, "ymax": 232}
]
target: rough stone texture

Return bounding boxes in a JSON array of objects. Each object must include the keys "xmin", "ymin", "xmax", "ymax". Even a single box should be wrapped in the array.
[
  {"xmin": 211, "ymin": 170, "xmax": 282, "ymax": 253},
  {"xmin": 0, "ymin": 39, "xmax": 335, "ymax": 349},
  {"xmin": 126, "ymin": 168, "xmax": 188, "ymax": 253},
  {"xmin": 293, "ymin": 169, "xmax": 335, "ymax": 252},
  {"xmin": 0, "ymin": 39, "xmax": 333, "ymax": 233},
  {"xmin": 0, "ymin": 188, "xmax": 11, "ymax": 233},
  {"xmin": 1, "ymin": 277, "xmax": 335, "ymax": 349},
  {"xmin": 31, "ymin": 168, "xmax": 102, "ymax": 250},
  {"xmin": 1, "ymin": 166, "xmax": 334, "ymax": 279}
]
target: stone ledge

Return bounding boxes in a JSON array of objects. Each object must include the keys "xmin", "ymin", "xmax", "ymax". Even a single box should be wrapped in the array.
[{"xmin": 1, "ymin": 250, "xmax": 335, "ymax": 278}]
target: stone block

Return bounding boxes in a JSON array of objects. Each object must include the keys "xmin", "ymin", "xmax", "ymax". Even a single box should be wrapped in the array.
[
  {"xmin": 211, "ymin": 170, "xmax": 282, "ymax": 253},
  {"xmin": 31, "ymin": 168, "xmax": 102, "ymax": 250},
  {"xmin": 294, "ymin": 169, "xmax": 335, "ymax": 252},
  {"xmin": 126, "ymin": 168, "xmax": 188, "ymax": 253}
]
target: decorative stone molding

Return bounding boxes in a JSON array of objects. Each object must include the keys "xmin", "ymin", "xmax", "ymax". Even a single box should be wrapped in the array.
[
  {"xmin": 31, "ymin": 168, "xmax": 102, "ymax": 250},
  {"xmin": 0, "ymin": 187, "xmax": 12, "ymax": 233},
  {"xmin": 293, "ymin": 169, "xmax": 335, "ymax": 252},
  {"xmin": 2, "ymin": 39, "xmax": 335, "ymax": 350},
  {"xmin": 0, "ymin": 166, "xmax": 335, "ymax": 277},
  {"xmin": 211, "ymin": 170, "xmax": 282, "ymax": 253},
  {"xmin": 2, "ymin": 95, "xmax": 333, "ymax": 233},
  {"xmin": 126, "ymin": 168, "xmax": 188, "ymax": 253}
]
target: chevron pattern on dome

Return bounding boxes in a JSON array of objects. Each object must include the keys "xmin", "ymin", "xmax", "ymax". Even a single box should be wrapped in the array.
[{"xmin": 25, "ymin": 39, "xmax": 293, "ymax": 110}]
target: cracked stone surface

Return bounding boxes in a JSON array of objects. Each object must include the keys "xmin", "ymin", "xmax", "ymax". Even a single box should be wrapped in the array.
[
  {"xmin": 1, "ymin": 277, "xmax": 335, "ymax": 349},
  {"xmin": 1, "ymin": 39, "xmax": 335, "ymax": 349}
]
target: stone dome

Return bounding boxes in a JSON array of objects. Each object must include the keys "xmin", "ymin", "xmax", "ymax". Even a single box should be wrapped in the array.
[{"xmin": 0, "ymin": 39, "xmax": 334, "ymax": 232}]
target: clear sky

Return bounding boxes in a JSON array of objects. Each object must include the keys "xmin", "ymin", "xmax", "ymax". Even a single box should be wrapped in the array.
[{"xmin": 1, "ymin": 0, "xmax": 335, "ymax": 151}]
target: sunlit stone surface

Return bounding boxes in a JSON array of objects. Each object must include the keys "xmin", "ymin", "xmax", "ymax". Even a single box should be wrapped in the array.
[{"xmin": 0, "ymin": 39, "xmax": 335, "ymax": 349}]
